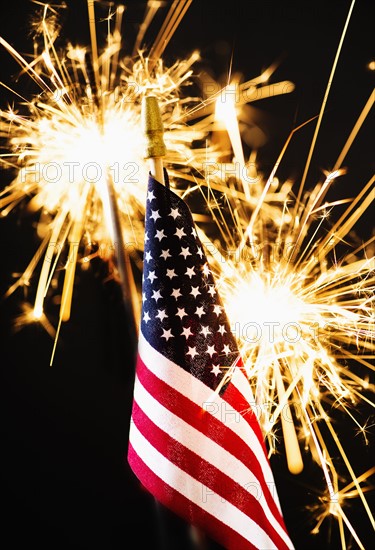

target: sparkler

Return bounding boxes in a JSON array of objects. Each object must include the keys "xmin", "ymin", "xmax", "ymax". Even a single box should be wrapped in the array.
[
  {"xmin": 0, "ymin": 0, "xmax": 204, "ymax": 332},
  {"xmin": 0, "ymin": 0, "xmax": 291, "ymax": 333},
  {"xmin": 1, "ymin": 0, "xmax": 373, "ymax": 548},
  {"xmin": 192, "ymin": 5, "xmax": 375, "ymax": 547},
  {"xmin": 206, "ymin": 159, "xmax": 374, "ymax": 546}
]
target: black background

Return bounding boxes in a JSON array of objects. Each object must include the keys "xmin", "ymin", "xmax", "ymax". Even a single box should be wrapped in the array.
[{"xmin": 0, "ymin": 1, "xmax": 374, "ymax": 549}]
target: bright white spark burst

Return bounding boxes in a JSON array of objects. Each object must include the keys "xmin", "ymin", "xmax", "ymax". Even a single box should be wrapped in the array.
[
  {"xmin": 0, "ymin": 1, "xmax": 291, "ymax": 325},
  {"xmin": 0, "ymin": 1, "xmax": 374, "ymax": 547},
  {"xmin": 203, "ymin": 58, "xmax": 374, "ymax": 550}
]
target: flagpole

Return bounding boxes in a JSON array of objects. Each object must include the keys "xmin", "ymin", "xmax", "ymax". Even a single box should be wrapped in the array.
[
  {"xmin": 106, "ymin": 170, "xmax": 140, "ymax": 359},
  {"xmin": 142, "ymin": 95, "xmax": 208, "ymax": 550}
]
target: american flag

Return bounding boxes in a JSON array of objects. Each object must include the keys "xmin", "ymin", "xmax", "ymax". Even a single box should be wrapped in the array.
[{"xmin": 128, "ymin": 172, "xmax": 294, "ymax": 550}]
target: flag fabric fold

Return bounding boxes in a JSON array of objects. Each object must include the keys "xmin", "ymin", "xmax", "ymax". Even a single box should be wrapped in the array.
[{"xmin": 128, "ymin": 172, "xmax": 294, "ymax": 550}]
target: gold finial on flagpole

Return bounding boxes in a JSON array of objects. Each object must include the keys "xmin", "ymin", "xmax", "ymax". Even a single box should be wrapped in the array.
[{"xmin": 142, "ymin": 95, "xmax": 166, "ymax": 185}]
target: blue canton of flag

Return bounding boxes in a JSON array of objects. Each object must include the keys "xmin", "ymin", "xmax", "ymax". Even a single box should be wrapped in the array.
[{"xmin": 140, "ymin": 176, "xmax": 238, "ymax": 388}]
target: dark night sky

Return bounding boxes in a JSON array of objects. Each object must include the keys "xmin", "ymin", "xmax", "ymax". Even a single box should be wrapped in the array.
[{"xmin": 0, "ymin": 1, "xmax": 374, "ymax": 549}]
